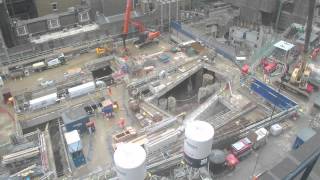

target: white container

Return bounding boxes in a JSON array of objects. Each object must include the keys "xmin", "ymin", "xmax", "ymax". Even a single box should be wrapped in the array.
[
  {"xmin": 114, "ymin": 143, "xmax": 146, "ymax": 180},
  {"xmin": 255, "ymin": 128, "xmax": 269, "ymax": 141},
  {"xmin": 29, "ymin": 93, "xmax": 57, "ymax": 110},
  {"xmin": 64, "ymin": 130, "xmax": 82, "ymax": 153},
  {"xmin": 252, "ymin": 128, "xmax": 269, "ymax": 149},
  {"xmin": 270, "ymin": 124, "xmax": 283, "ymax": 136},
  {"xmin": 184, "ymin": 120, "xmax": 214, "ymax": 167},
  {"xmin": 68, "ymin": 82, "xmax": 95, "ymax": 98},
  {"xmin": 32, "ymin": 62, "xmax": 46, "ymax": 70}
]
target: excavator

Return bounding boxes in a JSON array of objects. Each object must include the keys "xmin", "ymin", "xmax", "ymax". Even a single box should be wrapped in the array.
[
  {"xmin": 281, "ymin": 0, "xmax": 315, "ymax": 95},
  {"xmin": 122, "ymin": 0, "xmax": 160, "ymax": 50},
  {"xmin": 289, "ymin": 54, "xmax": 312, "ymax": 90},
  {"xmin": 95, "ymin": 40, "xmax": 113, "ymax": 57}
]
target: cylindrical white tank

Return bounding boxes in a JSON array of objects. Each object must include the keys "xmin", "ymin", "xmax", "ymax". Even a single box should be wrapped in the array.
[
  {"xmin": 29, "ymin": 93, "xmax": 58, "ymax": 110},
  {"xmin": 114, "ymin": 143, "xmax": 146, "ymax": 180},
  {"xmin": 68, "ymin": 82, "xmax": 95, "ymax": 98},
  {"xmin": 184, "ymin": 120, "xmax": 214, "ymax": 168}
]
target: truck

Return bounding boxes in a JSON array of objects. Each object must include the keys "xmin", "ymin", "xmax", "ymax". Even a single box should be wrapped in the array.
[{"xmin": 230, "ymin": 137, "xmax": 253, "ymax": 160}]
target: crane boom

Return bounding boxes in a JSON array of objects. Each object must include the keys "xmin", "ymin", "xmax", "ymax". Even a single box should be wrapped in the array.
[
  {"xmin": 122, "ymin": 0, "xmax": 132, "ymax": 49},
  {"xmin": 123, "ymin": 0, "xmax": 132, "ymax": 34}
]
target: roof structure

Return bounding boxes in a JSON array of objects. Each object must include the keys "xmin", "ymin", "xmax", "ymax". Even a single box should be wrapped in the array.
[{"xmin": 273, "ymin": 40, "xmax": 295, "ymax": 51}]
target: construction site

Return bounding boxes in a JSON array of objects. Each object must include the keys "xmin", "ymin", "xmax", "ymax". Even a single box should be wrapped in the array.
[{"xmin": 1, "ymin": 0, "xmax": 320, "ymax": 180}]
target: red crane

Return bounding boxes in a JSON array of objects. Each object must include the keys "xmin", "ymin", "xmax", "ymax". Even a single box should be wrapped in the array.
[{"xmin": 122, "ymin": 0, "xmax": 160, "ymax": 49}]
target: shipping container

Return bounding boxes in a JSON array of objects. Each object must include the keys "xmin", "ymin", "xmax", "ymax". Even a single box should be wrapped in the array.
[
  {"xmin": 64, "ymin": 130, "xmax": 86, "ymax": 167},
  {"xmin": 64, "ymin": 130, "xmax": 82, "ymax": 153}
]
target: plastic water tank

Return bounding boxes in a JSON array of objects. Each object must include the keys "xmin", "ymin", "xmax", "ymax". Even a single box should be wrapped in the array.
[
  {"xmin": 184, "ymin": 120, "xmax": 214, "ymax": 168},
  {"xmin": 114, "ymin": 143, "xmax": 146, "ymax": 180},
  {"xmin": 208, "ymin": 149, "xmax": 226, "ymax": 174}
]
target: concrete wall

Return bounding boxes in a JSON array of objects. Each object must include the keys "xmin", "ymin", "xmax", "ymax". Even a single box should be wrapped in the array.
[
  {"xmin": 0, "ymin": 2, "xmax": 16, "ymax": 47},
  {"xmin": 34, "ymin": 0, "xmax": 82, "ymax": 16},
  {"xmin": 224, "ymin": 0, "xmax": 277, "ymax": 13},
  {"xmin": 277, "ymin": 0, "xmax": 310, "ymax": 30},
  {"xmin": 0, "ymin": 29, "xmax": 9, "ymax": 65},
  {"xmin": 101, "ymin": 0, "xmax": 126, "ymax": 17}
]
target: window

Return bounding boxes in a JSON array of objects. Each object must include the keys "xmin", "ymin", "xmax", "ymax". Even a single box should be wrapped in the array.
[
  {"xmin": 16, "ymin": 26, "xmax": 28, "ymax": 36},
  {"xmin": 79, "ymin": 11, "xmax": 90, "ymax": 22},
  {"xmin": 51, "ymin": 2, "xmax": 58, "ymax": 11},
  {"xmin": 48, "ymin": 19, "xmax": 60, "ymax": 29}
]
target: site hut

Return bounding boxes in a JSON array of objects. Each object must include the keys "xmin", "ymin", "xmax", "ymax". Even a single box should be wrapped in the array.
[
  {"xmin": 64, "ymin": 130, "xmax": 86, "ymax": 168},
  {"xmin": 273, "ymin": 40, "xmax": 295, "ymax": 65},
  {"xmin": 62, "ymin": 106, "xmax": 90, "ymax": 134}
]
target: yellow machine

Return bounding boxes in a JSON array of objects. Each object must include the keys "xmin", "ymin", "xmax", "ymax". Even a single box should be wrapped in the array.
[
  {"xmin": 290, "ymin": 54, "xmax": 312, "ymax": 89},
  {"xmin": 95, "ymin": 47, "xmax": 112, "ymax": 57},
  {"xmin": 95, "ymin": 41, "xmax": 114, "ymax": 57}
]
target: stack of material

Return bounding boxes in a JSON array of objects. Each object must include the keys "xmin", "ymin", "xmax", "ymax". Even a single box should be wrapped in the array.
[
  {"xmin": 145, "ymin": 128, "xmax": 183, "ymax": 155},
  {"xmin": 2, "ymin": 147, "xmax": 40, "ymax": 165}
]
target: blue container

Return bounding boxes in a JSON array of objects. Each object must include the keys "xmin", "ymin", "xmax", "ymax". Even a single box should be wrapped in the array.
[
  {"xmin": 102, "ymin": 105, "xmax": 113, "ymax": 114},
  {"xmin": 72, "ymin": 151, "xmax": 86, "ymax": 167},
  {"xmin": 292, "ymin": 128, "xmax": 316, "ymax": 149},
  {"xmin": 101, "ymin": 99, "xmax": 113, "ymax": 114},
  {"xmin": 62, "ymin": 107, "xmax": 89, "ymax": 133}
]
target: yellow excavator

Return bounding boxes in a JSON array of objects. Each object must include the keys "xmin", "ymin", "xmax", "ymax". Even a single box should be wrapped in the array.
[
  {"xmin": 96, "ymin": 41, "xmax": 114, "ymax": 57},
  {"xmin": 290, "ymin": 54, "xmax": 312, "ymax": 90},
  {"xmin": 282, "ymin": 0, "xmax": 315, "ymax": 95},
  {"xmin": 290, "ymin": 0, "xmax": 315, "ymax": 91},
  {"xmin": 95, "ymin": 46, "xmax": 112, "ymax": 57}
]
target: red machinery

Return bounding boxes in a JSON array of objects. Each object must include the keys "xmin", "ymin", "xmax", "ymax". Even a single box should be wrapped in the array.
[
  {"xmin": 225, "ymin": 153, "xmax": 239, "ymax": 169},
  {"xmin": 260, "ymin": 57, "xmax": 278, "ymax": 74},
  {"xmin": 122, "ymin": 0, "xmax": 160, "ymax": 49},
  {"xmin": 241, "ymin": 64, "xmax": 249, "ymax": 75},
  {"xmin": 311, "ymin": 48, "xmax": 320, "ymax": 60},
  {"xmin": 230, "ymin": 137, "xmax": 253, "ymax": 160}
]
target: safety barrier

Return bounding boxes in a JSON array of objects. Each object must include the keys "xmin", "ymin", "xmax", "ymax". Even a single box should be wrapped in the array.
[{"xmin": 250, "ymin": 78, "xmax": 297, "ymax": 110}]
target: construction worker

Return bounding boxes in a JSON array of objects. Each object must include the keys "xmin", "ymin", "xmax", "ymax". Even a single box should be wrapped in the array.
[
  {"xmin": 107, "ymin": 86, "xmax": 112, "ymax": 96},
  {"xmin": 118, "ymin": 118, "xmax": 126, "ymax": 129},
  {"xmin": 86, "ymin": 120, "xmax": 96, "ymax": 134}
]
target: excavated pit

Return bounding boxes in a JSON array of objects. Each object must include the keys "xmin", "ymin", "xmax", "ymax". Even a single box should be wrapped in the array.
[{"xmin": 153, "ymin": 68, "xmax": 226, "ymax": 115}]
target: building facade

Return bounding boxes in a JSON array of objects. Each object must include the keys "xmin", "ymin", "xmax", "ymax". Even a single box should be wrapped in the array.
[
  {"xmin": 34, "ymin": 0, "xmax": 83, "ymax": 17},
  {"xmin": 5, "ymin": 0, "xmax": 38, "ymax": 19},
  {"xmin": 0, "ymin": 28, "xmax": 9, "ymax": 66}
]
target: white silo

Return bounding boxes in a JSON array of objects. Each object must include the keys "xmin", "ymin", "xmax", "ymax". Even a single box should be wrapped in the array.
[
  {"xmin": 184, "ymin": 120, "xmax": 214, "ymax": 168},
  {"xmin": 114, "ymin": 143, "xmax": 147, "ymax": 180}
]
